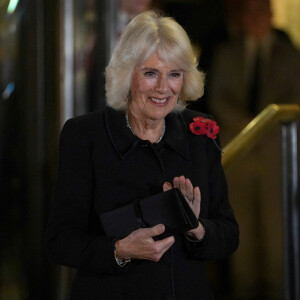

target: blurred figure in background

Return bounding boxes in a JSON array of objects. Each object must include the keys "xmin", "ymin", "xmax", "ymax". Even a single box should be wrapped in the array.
[
  {"xmin": 208, "ymin": 0, "xmax": 300, "ymax": 298},
  {"xmin": 117, "ymin": 0, "xmax": 154, "ymax": 37},
  {"xmin": 209, "ymin": 0, "xmax": 300, "ymax": 141},
  {"xmin": 113, "ymin": 0, "xmax": 157, "ymax": 50}
]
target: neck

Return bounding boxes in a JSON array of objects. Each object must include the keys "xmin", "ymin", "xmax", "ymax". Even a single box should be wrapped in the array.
[{"xmin": 126, "ymin": 111, "xmax": 165, "ymax": 143}]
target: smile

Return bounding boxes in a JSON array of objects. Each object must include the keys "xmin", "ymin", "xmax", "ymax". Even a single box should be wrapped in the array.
[{"xmin": 150, "ymin": 97, "xmax": 169, "ymax": 104}]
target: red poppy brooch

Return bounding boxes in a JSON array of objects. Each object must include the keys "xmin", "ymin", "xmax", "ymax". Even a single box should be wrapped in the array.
[
  {"xmin": 189, "ymin": 116, "xmax": 222, "ymax": 152},
  {"xmin": 189, "ymin": 116, "xmax": 219, "ymax": 139}
]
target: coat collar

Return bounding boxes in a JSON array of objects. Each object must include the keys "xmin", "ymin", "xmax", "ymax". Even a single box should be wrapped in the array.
[{"xmin": 104, "ymin": 107, "xmax": 190, "ymax": 160}]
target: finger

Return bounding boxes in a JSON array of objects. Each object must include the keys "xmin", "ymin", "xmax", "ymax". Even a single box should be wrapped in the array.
[
  {"xmin": 173, "ymin": 177, "xmax": 180, "ymax": 189},
  {"xmin": 191, "ymin": 186, "xmax": 201, "ymax": 217},
  {"xmin": 185, "ymin": 178, "xmax": 194, "ymax": 202},
  {"xmin": 193, "ymin": 186, "xmax": 201, "ymax": 203},
  {"xmin": 132, "ymin": 224, "xmax": 165, "ymax": 239},
  {"xmin": 163, "ymin": 181, "xmax": 173, "ymax": 192},
  {"xmin": 147, "ymin": 236, "xmax": 175, "ymax": 262},
  {"xmin": 179, "ymin": 175, "xmax": 187, "ymax": 196},
  {"xmin": 148, "ymin": 224, "xmax": 166, "ymax": 237},
  {"xmin": 154, "ymin": 236, "xmax": 175, "ymax": 254}
]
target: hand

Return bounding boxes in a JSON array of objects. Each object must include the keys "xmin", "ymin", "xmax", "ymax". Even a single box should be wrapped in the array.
[
  {"xmin": 115, "ymin": 224, "xmax": 175, "ymax": 262},
  {"xmin": 163, "ymin": 175, "xmax": 201, "ymax": 218},
  {"xmin": 163, "ymin": 176, "xmax": 205, "ymax": 241}
]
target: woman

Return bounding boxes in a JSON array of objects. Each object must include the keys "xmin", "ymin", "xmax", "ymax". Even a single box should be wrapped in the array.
[{"xmin": 45, "ymin": 11, "xmax": 239, "ymax": 300}]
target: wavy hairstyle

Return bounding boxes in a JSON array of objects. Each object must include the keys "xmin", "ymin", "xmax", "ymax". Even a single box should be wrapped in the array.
[{"xmin": 105, "ymin": 10, "xmax": 205, "ymax": 111}]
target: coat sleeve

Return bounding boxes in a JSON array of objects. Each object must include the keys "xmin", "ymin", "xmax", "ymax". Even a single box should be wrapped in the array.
[
  {"xmin": 44, "ymin": 118, "xmax": 120, "ymax": 275},
  {"xmin": 184, "ymin": 136, "xmax": 239, "ymax": 260}
]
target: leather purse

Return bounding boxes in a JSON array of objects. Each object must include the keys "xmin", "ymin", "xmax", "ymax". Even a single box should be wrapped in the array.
[{"xmin": 100, "ymin": 188, "xmax": 199, "ymax": 240}]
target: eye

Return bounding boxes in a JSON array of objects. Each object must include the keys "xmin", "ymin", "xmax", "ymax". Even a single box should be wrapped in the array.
[
  {"xmin": 144, "ymin": 71, "xmax": 156, "ymax": 77},
  {"xmin": 170, "ymin": 72, "xmax": 182, "ymax": 78}
]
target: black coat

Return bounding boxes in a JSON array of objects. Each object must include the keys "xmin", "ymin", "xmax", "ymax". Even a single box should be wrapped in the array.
[{"xmin": 45, "ymin": 107, "xmax": 239, "ymax": 300}]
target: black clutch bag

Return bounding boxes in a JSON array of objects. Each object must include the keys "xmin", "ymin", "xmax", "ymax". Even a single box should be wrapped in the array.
[{"xmin": 100, "ymin": 188, "xmax": 199, "ymax": 240}]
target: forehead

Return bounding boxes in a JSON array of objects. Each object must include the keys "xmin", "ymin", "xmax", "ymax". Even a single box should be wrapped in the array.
[
  {"xmin": 242, "ymin": 0, "xmax": 270, "ymax": 14},
  {"xmin": 137, "ymin": 52, "xmax": 180, "ymax": 70}
]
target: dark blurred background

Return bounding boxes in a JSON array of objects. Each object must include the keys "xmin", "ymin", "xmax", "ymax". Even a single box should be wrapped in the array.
[{"xmin": 1, "ymin": 0, "xmax": 300, "ymax": 299}]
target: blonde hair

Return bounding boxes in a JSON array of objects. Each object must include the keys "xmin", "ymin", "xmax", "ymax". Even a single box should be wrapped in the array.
[{"xmin": 105, "ymin": 10, "xmax": 204, "ymax": 111}]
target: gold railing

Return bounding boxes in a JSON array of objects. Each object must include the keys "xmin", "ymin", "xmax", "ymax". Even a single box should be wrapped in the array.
[
  {"xmin": 222, "ymin": 104, "xmax": 300, "ymax": 170},
  {"xmin": 221, "ymin": 103, "xmax": 300, "ymax": 300}
]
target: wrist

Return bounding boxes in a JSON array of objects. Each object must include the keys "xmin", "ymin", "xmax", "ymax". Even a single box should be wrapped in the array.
[
  {"xmin": 114, "ymin": 240, "xmax": 131, "ymax": 267},
  {"xmin": 186, "ymin": 222, "xmax": 205, "ymax": 241}
]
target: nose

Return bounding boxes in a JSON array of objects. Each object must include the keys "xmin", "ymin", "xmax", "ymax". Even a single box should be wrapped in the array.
[{"xmin": 155, "ymin": 75, "xmax": 168, "ymax": 93}]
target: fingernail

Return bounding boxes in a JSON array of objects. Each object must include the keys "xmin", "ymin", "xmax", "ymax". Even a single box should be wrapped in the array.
[
  {"xmin": 158, "ymin": 224, "xmax": 164, "ymax": 231},
  {"xmin": 164, "ymin": 182, "xmax": 172, "ymax": 188}
]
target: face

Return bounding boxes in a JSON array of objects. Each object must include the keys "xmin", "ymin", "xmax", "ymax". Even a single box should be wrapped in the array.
[
  {"xmin": 241, "ymin": 0, "xmax": 272, "ymax": 39},
  {"xmin": 120, "ymin": 0, "xmax": 152, "ymax": 15},
  {"xmin": 129, "ymin": 52, "xmax": 184, "ymax": 122}
]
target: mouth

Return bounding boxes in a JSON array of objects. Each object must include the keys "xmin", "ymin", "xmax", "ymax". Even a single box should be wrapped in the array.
[{"xmin": 149, "ymin": 97, "xmax": 169, "ymax": 104}]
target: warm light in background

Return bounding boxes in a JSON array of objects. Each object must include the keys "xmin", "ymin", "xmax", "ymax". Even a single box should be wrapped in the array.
[{"xmin": 272, "ymin": 0, "xmax": 300, "ymax": 49}]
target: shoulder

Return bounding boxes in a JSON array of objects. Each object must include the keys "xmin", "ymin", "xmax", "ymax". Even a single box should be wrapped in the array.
[
  {"xmin": 64, "ymin": 110, "xmax": 105, "ymax": 130},
  {"xmin": 273, "ymin": 30, "xmax": 300, "ymax": 56},
  {"xmin": 59, "ymin": 110, "xmax": 107, "ymax": 146}
]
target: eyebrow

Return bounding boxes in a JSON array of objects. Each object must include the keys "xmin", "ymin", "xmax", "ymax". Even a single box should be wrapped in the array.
[{"xmin": 141, "ymin": 67, "xmax": 183, "ymax": 72}]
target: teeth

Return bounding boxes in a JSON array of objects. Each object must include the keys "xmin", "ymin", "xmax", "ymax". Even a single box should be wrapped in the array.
[{"xmin": 150, "ymin": 97, "xmax": 168, "ymax": 104}]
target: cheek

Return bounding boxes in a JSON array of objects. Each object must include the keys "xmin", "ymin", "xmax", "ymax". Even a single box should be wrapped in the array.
[
  {"xmin": 136, "ymin": 78, "xmax": 156, "ymax": 93},
  {"xmin": 170, "ymin": 79, "xmax": 184, "ymax": 94}
]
